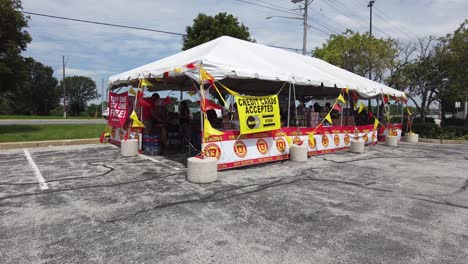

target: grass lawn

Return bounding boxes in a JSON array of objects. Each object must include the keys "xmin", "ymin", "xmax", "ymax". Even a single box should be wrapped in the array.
[
  {"xmin": 0, "ymin": 115, "xmax": 97, "ymax": 120},
  {"xmin": 0, "ymin": 124, "xmax": 105, "ymax": 142}
]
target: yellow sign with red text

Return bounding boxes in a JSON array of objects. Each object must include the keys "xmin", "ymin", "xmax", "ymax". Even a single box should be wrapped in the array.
[{"xmin": 235, "ymin": 95, "xmax": 281, "ymax": 134}]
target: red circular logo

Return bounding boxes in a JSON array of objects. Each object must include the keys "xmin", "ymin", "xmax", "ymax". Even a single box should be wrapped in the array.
[
  {"xmin": 293, "ymin": 136, "xmax": 302, "ymax": 145},
  {"xmin": 233, "ymin": 140, "xmax": 247, "ymax": 158},
  {"xmin": 308, "ymin": 135, "xmax": 316, "ymax": 149},
  {"xmin": 256, "ymin": 139, "xmax": 268, "ymax": 155},
  {"xmin": 390, "ymin": 129, "xmax": 398, "ymax": 136},
  {"xmin": 333, "ymin": 134, "xmax": 340, "ymax": 146},
  {"xmin": 322, "ymin": 135, "xmax": 329, "ymax": 148},
  {"xmin": 276, "ymin": 138, "xmax": 287, "ymax": 153},
  {"xmin": 363, "ymin": 133, "xmax": 369, "ymax": 142},
  {"xmin": 344, "ymin": 134, "xmax": 350, "ymax": 145},
  {"xmin": 204, "ymin": 143, "xmax": 221, "ymax": 160}
]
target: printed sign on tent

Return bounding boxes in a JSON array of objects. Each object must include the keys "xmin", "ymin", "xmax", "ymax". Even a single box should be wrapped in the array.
[
  {"xmin": 108, "ymin": 92, "xmax": 129, "ymax": 128},
  {"xmin": 235, "ymin": 94, "xmax": 281, "ymax": 134}
]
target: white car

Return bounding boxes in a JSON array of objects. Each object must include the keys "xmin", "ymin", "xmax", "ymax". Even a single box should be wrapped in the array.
[{"xmin": 102, "ymin": 108, "xmax": 109, "ymax": 120}]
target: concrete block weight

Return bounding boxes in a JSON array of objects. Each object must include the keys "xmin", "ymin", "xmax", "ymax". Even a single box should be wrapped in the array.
[
  {"xmin": 187, "ymin": 157, "xmax": 217, "ymax": 183},
  {"xmin": 290, "ymin": 144, "xmax": 307, "ymax": 162},
  {"xmin": 121, "ymin": 139, "xmax": 139, "ymax": 157},
  {"xmin": 350, "ymin": 141, "xmax": 365, "ymax": 153},
  {"xmin": 385, "ymin": 136, "xmax": 398, "ymax": 147}
]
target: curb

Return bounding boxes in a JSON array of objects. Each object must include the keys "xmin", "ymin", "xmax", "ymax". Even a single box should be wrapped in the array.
[
  {"xmin": 0, "ymin": 138, "xmax": 101, "ymax": 150},
  {"xmin": 418, "ymin": 138, "xmax": 468, "ymax": 145}
]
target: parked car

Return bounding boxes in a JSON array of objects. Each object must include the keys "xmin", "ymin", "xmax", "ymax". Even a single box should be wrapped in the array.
[{"xmin": 102, "ymin": 108, "xmax": 109, "ymax": 120}]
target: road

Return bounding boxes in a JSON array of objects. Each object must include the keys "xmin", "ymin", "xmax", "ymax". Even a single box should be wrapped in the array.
[
  {"xmin": 0, "ymin": 143, "xmax": 467, "ymax": 263},
  {"xmin": 0, "ymin": 119, "xmax": 107, "ymax": 125}
]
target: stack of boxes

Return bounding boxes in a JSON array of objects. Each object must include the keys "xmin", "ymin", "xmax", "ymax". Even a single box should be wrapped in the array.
[{"xmin": 305, "ymin": 108, "xmax": 321, "ymax": 128}]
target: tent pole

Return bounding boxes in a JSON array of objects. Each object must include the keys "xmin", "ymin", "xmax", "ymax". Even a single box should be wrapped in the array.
[
  {"xmin": 376, "ymin": 97, "xmax": 380, "ymax": 122},
  {"xmin": 293, "ymin": 83, "xmax": 298, "ymax": 127},
  {"xmin": 287, "ymin": 83, "xmax": 291, "ymax": 127},
  {"xmin": 340, "ymin": 97, "xmax": 344, "ymax": 126}
]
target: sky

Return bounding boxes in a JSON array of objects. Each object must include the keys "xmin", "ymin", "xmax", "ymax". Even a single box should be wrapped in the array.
[{"xmin": 21, "ymin": 0, "xmax": 468, "ymax": 101}]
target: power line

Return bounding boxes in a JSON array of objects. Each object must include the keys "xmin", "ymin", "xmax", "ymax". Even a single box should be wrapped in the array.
[
  {"xmin": 236, "ymin": 0, "xmax": 335, "ymax": 35},
  {"xmin": 322, "ymin": 0, "xmax": 392, "ymax": 38},
  {"xmin": 23, "ymin": 10, "xmax": 304, "ymax": 54},
  {"xmin": 373, "ymin": 7, "xmax": 419, "ymax": 41},
  {"xmin": 22, "ymin": 11, "xmax": 186, "ymax": 36}
]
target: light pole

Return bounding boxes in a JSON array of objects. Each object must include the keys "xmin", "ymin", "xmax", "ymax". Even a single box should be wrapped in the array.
[{"xmin": 266, "ymin": 15, "xmax": 308, "ymax": 55}]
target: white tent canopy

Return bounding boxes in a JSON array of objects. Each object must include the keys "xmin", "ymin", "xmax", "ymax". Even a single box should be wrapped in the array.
[{"xmin": 109, "ymin": 36, "xmax": 405, "ymax": 98}]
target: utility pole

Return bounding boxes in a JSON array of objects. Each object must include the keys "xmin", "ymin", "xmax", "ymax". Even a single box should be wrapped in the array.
[
  {"xmin": 62, "ymin": 55, "xmax": 67, "ymax": 118},
  {"xmin": 302, "ymin": 0, "xmax": 308, "ymax": 55},
  {"xmin": 101, "ymin": 79, "xmax": 104, "ymax": 113},
  {"xmin": 291, "ymin": 0, "xmax": 311, "ymax": 55},
  {"xmin": 368, "ymin": 0, "xmax": 375, "ymax": 80}
]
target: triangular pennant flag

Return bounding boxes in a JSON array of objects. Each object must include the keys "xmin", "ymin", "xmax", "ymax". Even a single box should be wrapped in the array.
[
  {"xmin": 128, "ymin": 88, "xmax": 137, "ymax": 96},
  {"xmin": 200, "ymin": 68, "xmax": 215, "ymax": 85},
  {"xmin": 325, "ymin": 113, "xmax": 333, "ymax": 124},
  {"xmin": 338, "ymin": 94, "xmax": 346, "ymax": 104},
  {"xmin": 140, "ymin": 79, "xmax": 153, "ymax": 87},
  {"xmin": 406, "ymin": 107, "xmax": 412, "ymax": 115},
  {"xmin": 373, "ymin": 118, "xmax": 379, "ymax": 131},
  {"xmin": 173, "ymin": 67, "xmax": 182, "ymax": 73},
  {"xmin": 99, "ymin": 131, "xmax": 105, "ymax": 143},
  {"xmin": 308, "ymin": 132, "xmax": 315, "ymax": 144},
  {"xmin": 164, "ymin": 96, "xmax": 172, "ymax": 105},
  {"xmin": 186, "ymin": 63, "xmax": 196, "ymax": 69},
  {"xmin": 383, "ymin": 94, "xmax": 389, "ymax": 104},
  {"xmin": 352, "ymin": 91, "xmax": 359, "ymax": 102},
  {"xmin": 203, "ymin": 118, "xmax": 224, "ymax": 138},
  {"xmin": 345, "ymin": 86, "xmax": 349, "ymax": 94},
  {"xmin": 358, "ymin": 102, "xmax": 365, "ymax": 114},
  {"xmin": 130, "ymin": 110, "xmax": 145, "ymax": 128},
  {"xmin": 199, "ymin": 98, "xmax": 223, "ymax": 112},
  {"xmin": 333, "ymin": 104, "xmax": 342, "ymax": 112},
  {"xmin": 285, "ymin": 135, "xmax": 292, "ymax": 146}
]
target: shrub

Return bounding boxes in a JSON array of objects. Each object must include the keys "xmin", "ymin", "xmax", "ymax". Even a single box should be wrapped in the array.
[
  {"xmin": 411, "ymin": 123, "xmax": 441, "ymax": 138},
  {"xmin": 443, "ymin": 117, "xmax": 465, "ymax": 126},
  {"xmin": 413, "ymin": 117, "xmax": 435, "ymax": 123}
]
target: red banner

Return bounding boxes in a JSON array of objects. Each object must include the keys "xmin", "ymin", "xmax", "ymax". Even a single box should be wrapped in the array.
[{"xmin": 108, "ymin": 92, "xmax": 130, "ymax": 128}]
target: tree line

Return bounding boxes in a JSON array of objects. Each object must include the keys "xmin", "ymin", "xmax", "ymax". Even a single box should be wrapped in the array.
[{"xmin": 0, "ymin": 0, "xmax": 98, "ymax": 116}]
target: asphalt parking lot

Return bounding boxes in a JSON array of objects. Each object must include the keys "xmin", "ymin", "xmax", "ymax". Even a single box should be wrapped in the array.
[{"xmin": 0, "ymin": 142, "xmax": 467, "ymax": 264}]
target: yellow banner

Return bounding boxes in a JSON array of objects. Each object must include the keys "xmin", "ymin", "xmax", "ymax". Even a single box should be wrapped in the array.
[{"xmin": 235, "ymin": 94, "xmax": 281, "ymax": 134}]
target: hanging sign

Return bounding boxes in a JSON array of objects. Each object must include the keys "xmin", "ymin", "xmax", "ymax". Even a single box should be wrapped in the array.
[
  {"xmin": 235, "ymin": 94, "xmax": 281, "ymax": 134},
  {"xmin": 108, "ymin": 92, "xmax": 129, "ymax": 128}
]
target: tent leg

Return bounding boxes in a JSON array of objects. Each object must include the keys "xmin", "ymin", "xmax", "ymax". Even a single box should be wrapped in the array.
[
  {"xmin": 293, "ymin": 83, "xmax": 298, "ymax": 127},
  {"xmin": 376, "ymin": 97, "xmax": 380, "ymax": 122},
  {"xmin": 287, "ymin": 83, "xmax": 291, "ymax": 127}
]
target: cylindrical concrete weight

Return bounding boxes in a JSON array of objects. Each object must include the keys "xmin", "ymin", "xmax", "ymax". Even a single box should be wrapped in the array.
[
  {"xmin": 187, "ymin": 157, "xmax": 217, "ymax": 183},
  {"xmin": 385, "ymin": 135, "xmax": 398, "ymax": 147},
  {"xmin": 290, "ymin": 144, "xmax": 308, "ymax": 162},
  {"xmin": 350, "ymin": 141, "xmax": 365, "ymax": 153},
  {"xmin": 405, "ymin": 133, "xmax": 419, "ymax": 143},
  {"xmin": 121, "ymin": 139, "xmax": 139, "ymax": 157}
]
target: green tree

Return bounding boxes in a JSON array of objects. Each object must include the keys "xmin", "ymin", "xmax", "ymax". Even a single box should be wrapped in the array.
[
  {"xmin": 62, "ymin": 76, "xmax": 98, "ymax": 116},
  {"xmin": 313, "ymin": 30, "xmax": 398, "ymax": 83},
  {"xmin": 182, "ymin": 12, "xmax": 254, "ymax": 50},
  {"xmin": 3, "ymin": 58, "xmax": 60, "ymax": 115},
  {"xmin": 0, "ymin": 0, "xmax": 31, "ymax": 93},
  {"xmin": 436, "ymin": 20, "xmax": 468, "ymax": 123},
  {"xmin": 85, "ymin": 103, "xmax": 101, "ymax": 117}
]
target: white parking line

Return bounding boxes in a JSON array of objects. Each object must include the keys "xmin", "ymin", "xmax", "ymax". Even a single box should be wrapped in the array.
[
  {"xmin": 23, "ymin": 149, "xmax": 49, "ymax": 190},
  {"xmin": 138, "ymin": 154, "xmax": 182, "ymax": 170}
]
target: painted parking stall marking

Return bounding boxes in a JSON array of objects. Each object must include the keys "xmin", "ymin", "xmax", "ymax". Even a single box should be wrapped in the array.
[{"xmin": 23, "ymin": 149, "xmax": 49, "ymax": 190}]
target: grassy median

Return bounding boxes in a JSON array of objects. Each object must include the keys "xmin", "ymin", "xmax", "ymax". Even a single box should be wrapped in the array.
[{"xmin": 0, "ymin": 124, "xmax": 105, "ymax": 142}]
